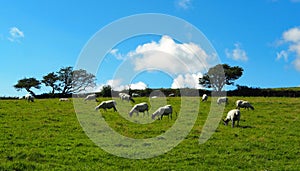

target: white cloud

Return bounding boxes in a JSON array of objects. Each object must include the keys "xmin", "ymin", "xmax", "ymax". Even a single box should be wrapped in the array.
[
  {"xmin": 109, "ymin": 48, "xmax": 124, "ymax": 60},
  {"xmin": 283, "ymin": 27, "xmax": 300, "ymax": 43},
  {"xmin": 128, "ymin": 35, "xmax": 212, "ymax": 75},
  {"xmin": 8, "ymin": 27, "xmax": 24, "ymax": 42},
  {"xmin": 225, "ymin": 43, "xmax": 248, "ymax": 61},
  {"xmin": 171, "ymin": 73, "xmax": 203, "ymax": 89},
  {"xmin": 101, "ymin": 79, "xmax": 147, "ymax": 91},
  {"xmin": 177, "ymin": 0, "xmax": 192, "ymax": 10},
  {"xmin": 276, "ymin": 50, "xmax": 289, "ymax": 61},
  {"xmin": 109, "ymin": 35, "xmax": 217, "ymax": 89},
  {"xmin": 277, "ymin": 27, "xmax": 300, "ymax": 71}
]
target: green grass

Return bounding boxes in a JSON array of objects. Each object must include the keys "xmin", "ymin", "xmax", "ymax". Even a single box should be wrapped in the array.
[{"xmin": 0, "ymin": 97, "xmax": 299, "ymax": 170}]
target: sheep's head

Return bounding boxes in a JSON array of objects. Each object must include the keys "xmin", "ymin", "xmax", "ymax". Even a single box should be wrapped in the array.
[{"xmin": 223, "ymin": 119, "xmax": 229, "ymax": 126}]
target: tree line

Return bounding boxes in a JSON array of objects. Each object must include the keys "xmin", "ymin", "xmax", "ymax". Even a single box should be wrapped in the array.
[{"xmin": 14, "ymin": 66, "xmax": 96, "ymax": 97}]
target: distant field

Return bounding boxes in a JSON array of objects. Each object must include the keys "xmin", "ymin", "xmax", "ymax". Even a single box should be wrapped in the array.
[{"xmin": 0, "ymin": 97, "xmax": 299, "ymax": 170}]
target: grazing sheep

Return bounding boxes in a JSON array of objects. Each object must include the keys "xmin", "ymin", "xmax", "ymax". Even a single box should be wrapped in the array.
[
  {"xmin": 119, "ymin": 93, "xmax": 135, "ymax": 103},
  {"xmin": 84, "ymin": 94, "xmax": 98, "ymax": 102},
  {"xmin": 217, "ymin": 97, "xmax": 228, "ymax": 105},
  {"xmin": 132, "ymin": 93, "xmax": 140, "ymax": 97},
  {"xmin": 152, "ymin": 105, "xmax": 173, "ymax": 120},
  {"xmin": 95, "ymin": 100, "xmax": 117, "ymax": 112},
  {"xmin": 168, "ymin": 93, "xmax": 175, "ymax": 97},
  {"xmin": 59, "ymin": 98, "xmax": 69, "ymax": 101},
  {"xmin": 25, "ymin": 94, "xmax": 34, "ymax": 102},
  {"xmin": 202, "ymin": 94, "xmax": 208, "ymax": 102},
  {"xmin": 236, "ymin": 100, "xmax": 254, "ymax": 110},
  {"xmin": 129, "ymin": 102, "xmax": 149, "ymax": 117},
  {"xmin": 223, "ymin": 109, "xmax": 241, "ymax": 128}
]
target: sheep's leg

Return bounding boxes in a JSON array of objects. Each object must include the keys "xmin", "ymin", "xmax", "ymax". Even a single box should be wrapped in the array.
[
  {"xmin": 113, "ymin": 106, "xmax": 117, "ymax": 112},
  {"xmin": 237, "ymin": 120, "xmax": 240, "ymax": 127},
  {"xmin": 231, "ymin": 121, "xmax": 235, "ymax": 128}
]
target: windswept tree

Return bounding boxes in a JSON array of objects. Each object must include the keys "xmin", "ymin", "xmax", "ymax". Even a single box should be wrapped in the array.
[
  {"xmin": 42, "ymin": 72, "xmax": 60, "ymax": 95},
  {"xmin": 72, "ymin": 69, "xmax": 96, "ymax": 93},
  {"xmin": 199, "ymin": 64, "xmax": 243, "ymax": 92},
  {"xmin": 57, "ymin": 66, "xmax": 73, "ymax": 95},
  {"xmin": 14, "ymin": 77, "xmax": 41, "ymax": 96},
  {"xmin": 57, "ymin": 66, "xmax": 96, "ymax": 95}
]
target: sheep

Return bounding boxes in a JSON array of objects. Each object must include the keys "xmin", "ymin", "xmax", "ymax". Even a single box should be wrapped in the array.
[
  {"xmin": 151, "ymin": 105, "xmax": 172, "ymax": 120},
  {"xmin": 25, "ymin": 94, "xmax": 34, "ymax": 102},
  {"xmin": 168, "ymin": 93, "xmax": 175, "ymax": 97},
  {"xmin": 59, "ymin": 98, "xmax": 69, "ymax": 101},
  {"xmin": 217, "ymin": 97, "xmax": 228, "ymax": 105},
  {"xmin": 129, "ymin": 102, "xmax": 149, "ymax": 117},
  {"xmin": 84, "ymin": 94, "xmax": 98, "ymax": 102},
  {"xmin": 223, "ymin": 109, "xmax": 241, "ymax": 128},
  {"xmin": 236, "ymin": 100, "xmax": 254, "ymax": 110},
  {"xmin": 95, "ymin": 100, "xmax": 117, "ymax": 112},
  {"xmin": 119, "ymin": 93, "xmax": 135, "ymax": 103},
  {"xmin": 202, "ymin": 94, "xmax": 208, "ymax": 102}
]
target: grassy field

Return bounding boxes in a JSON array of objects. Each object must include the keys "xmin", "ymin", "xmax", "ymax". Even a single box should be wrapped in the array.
[{"xmin": 0, "ymin": 97, "xmax": 299, "ymax": 170}]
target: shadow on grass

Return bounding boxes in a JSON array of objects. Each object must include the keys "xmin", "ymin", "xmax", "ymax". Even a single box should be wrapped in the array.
[{"xmin": 238, "ymin": 125, "xmax": 254, "ymax": 129}]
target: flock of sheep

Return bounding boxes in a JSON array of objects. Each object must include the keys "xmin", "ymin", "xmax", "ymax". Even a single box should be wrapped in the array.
[
  {"xmin": 92, "ymin": 93, "xmax": 173, "ymax": 120},
  {"xmin": 21, "ymin": 92, "xmax": 254, "ymax": 126},
  {"xmin": 202, "ymin": 94, "xmax": 255, "ymax": 128}
]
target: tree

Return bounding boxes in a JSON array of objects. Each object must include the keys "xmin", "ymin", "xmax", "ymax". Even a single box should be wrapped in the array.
[
  {"xmin": 42, "ymin": 72, "xmax": 60, "ymax": 95},
  {"xmin": 100, "ymin": 85, "xmax": 112, "ymax": 97},
  {"xmin": 199, "ymin": 64, "xmax": 243, "ymax": 92},
  {"xmin": 72, "ymin": 69, "xmax": 96, "ymax": 93},
  {"xmin": 14, "ymin": 77, "xmax": 41, "ymax": 96},
  {"xmin": 57, "ymin": 66, "xmax": 96, "ymax": 95},
  {"xmin": 57, "ymin": 66, "xmax": 73, "ymax": 95}
]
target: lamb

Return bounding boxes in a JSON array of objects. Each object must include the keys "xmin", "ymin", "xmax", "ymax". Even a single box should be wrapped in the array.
[
  {"xmin": 84, "ymin": 94, "xmax": 98, "ymax": 102},
  {"xmin": 202, "ymin": 94, "xmax": 208, "ymax": 102},
  {"xmin": 223, "ymin": 109, "xmax": 241, "ymax": 128},
  {"xmin": 217, "ymin": 97, "xmax": 228, "ymax": 105},
  {"xmin": 25, "ymin": 94, "xmax": 34, "ymax": 102},
  {"xmin": 129, "ymin": 102, "xmax": 149, "ymax": 117},
  {"xmin": 95, "ymin": 100, "xmax": 117, "ymax": 112},
  {"xmin": 151, "ymin": 105, "xmax": 173, "ymax": 120},
  {"xmin": 119, "ymin": 93, "xmax": 135, "ymax": 103},
  {"xmin": 236, "ymin": 100, "xmax": 254, "ymax": 110},
  {"xmin": 59, "ymin": 98, "xmax": 69, "ymax": 101}
]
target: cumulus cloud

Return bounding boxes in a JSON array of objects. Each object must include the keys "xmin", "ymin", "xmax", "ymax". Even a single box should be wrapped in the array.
[
  {"xmin": 171, "ymin": 73, "xmax": 203, "ymax": 89},
  {"xmin": 177, "ymin": 0, "xmax": 192, "ymax": 10},
  {"xmin": 109, "ymin": 35, "xmax": 217, "ymax": 89},
  {"xmin": 277, "ymin": 26, "xmax": 300, "ymax": 71},
  {"xmin": 128, "ymin": 35, "xmax": 212, "ymax": 75},
  {"xmin": 225, "ymin": 43, "xmax": 248, "ymax": 61},
  {"xmin": 8, "ymin": 27, "xmax": 24, "ymax": 42},
  {"xmin": 95, "ymin": 79, "xmax": 147, "ymax": 91}
]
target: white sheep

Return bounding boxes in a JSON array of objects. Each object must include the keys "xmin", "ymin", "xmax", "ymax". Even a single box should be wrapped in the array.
[
  {"xmin": 95, "ymin": 100, "xmax": 117, "ymax": 112},
  {"xmin": 25, "ymin": 94, "xmax": 34, "ymax": 102},
  {"xmin": 151, "ymin": 105, "xmax": 173, "ymax": 120},
  {"xmin": 129, "ymin": 102, "xmax": 149, "ymax": 117},
  {"xmin": 84, "ymin": 94, "xmax": 98, "ymax": 102},
  {"xmin": 202, "ymin": 94, "xmax": 208, "ymax": 102},
  {"xmin": 217, "ymin": 97, "xmax": 228, "ymax": 105},
  {"xmin": 236, "ymin": 100, "xmax": 254, "ymax": 110},
  {"xmin": 223, "ymin": 109, "xmax": 241, "ymax": 128},
  {"xmin": 168, "ymin": 93, "xmax": 175, "ymax": 97},
  {"xmin": 119, "ymin": 93, "xmax": 135, "ymax": 103},
  {"xmin": 59, "ymin": 98, "xmax": 69, "ymax": 101}
]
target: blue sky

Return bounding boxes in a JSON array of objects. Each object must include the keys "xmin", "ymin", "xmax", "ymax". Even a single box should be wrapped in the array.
[{"xmin": 1, "ymin": 0, "xmax": 300, "ymax": 96}]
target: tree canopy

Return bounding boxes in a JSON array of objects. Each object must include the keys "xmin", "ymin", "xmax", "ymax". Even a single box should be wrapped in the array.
[
  {"xmin": 42, "ymin": 72, "xmax": 60, "ymax": 95},
  {"xmin": 199, "ymin": 64, "xmax": 243, "ymax": 92},
  {"xmin": 14, "ymin": 77, "xmax": 41, "ymax": 96}
]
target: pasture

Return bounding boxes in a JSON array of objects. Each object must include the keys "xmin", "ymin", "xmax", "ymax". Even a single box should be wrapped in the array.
[{"xmin": 0, "ymin": 97, "xmax": 299, "ymax": 170}]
